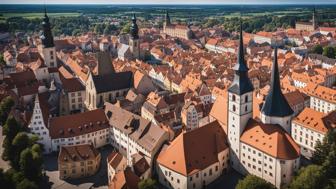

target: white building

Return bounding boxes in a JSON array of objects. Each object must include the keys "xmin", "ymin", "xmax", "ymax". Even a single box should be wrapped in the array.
[
  {"xmin": 305, "ymin": 84, "xmax": 336, "ymax": 113},
  {"xmin": 156, "ymin": 121, "xmax": 229, "ymax": 189},
  {"xmin": 49, "ymin": 109, "xmax": 110, "ymax": 152},
  {"xmin": 27, "ymin": 95, "xmax": 52, "ymax": 153},
  {"xmin": 292, "ymin": 108, "xmax": 335, "ymax": 159},
  {"xmin": 226, "ymin": 24, "xmax": 300, "ymax": 188}
]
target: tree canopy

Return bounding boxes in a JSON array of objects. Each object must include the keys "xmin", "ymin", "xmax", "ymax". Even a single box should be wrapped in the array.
[
  {"xmin": 236, "ymin": 175, "xmax": 276, "ymax": 189},
  {"xmin": 138, "ymin": 178, "xmax": 158, "ymax": 189}
]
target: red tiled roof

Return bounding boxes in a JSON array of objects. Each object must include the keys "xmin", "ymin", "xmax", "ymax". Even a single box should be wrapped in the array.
[
  {"xmin": 49, "ymin": 109, "xmax": 109, "ymax": 139},
  {"xmin": 241, "ymin": 119, "xmax": 300, "ymax": 160}
]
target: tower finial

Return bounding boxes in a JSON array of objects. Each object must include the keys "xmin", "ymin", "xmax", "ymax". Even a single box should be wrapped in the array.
[
  {"xmin": 44, "ymin": 0, "xmax": 47, "ymax": 17},
  {"xmin": 261, "ymin": 46, "xmax": 293, "ymax": 117}
]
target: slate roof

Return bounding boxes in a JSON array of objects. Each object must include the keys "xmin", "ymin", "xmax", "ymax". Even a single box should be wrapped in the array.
[
  {"xmin": 92, "ymin": 71, "xmax": 133, "ymax": 94},
  {"xmin": 261, "ymin": 47, "xmax": 294, "ymax": 117},
  {"xmin": 228, "ymin": 20, "xmax": 254, "ymax": 95}
]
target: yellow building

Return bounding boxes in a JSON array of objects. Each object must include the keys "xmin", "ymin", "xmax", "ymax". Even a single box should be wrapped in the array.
[
  {"xmin": 163, "ymin": 11, "xmax": 192, "ymax": 40},
  {"xmin": 58, "ymin": 144, "xmax": 101, "ymax": 180}
]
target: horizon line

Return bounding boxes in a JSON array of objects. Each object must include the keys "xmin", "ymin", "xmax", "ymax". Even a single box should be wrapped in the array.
[{"xmin": 1, "ymin": 3, "xmax": 336, "ymax": 5}]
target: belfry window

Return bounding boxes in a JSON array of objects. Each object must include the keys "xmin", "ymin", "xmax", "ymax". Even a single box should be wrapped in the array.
[
  {"xmin": 232, "ymin": 95, "xmax": 236, "ymax": 101},
  {"xmin": 233, "ymin": 105, "xmax": 236, "ymax": 112}
]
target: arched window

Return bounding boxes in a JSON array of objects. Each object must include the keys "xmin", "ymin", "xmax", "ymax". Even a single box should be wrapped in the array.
[
  {"xmin": 245, "ymin": 95, "xmax": 248, "ymax": 103},
  {"xmin": 245, "ymin": 105, "xmax": 248, "ymax": 112},
  {"xmin": 233, "ymin": 105, "xmax": 236, "ymax": 112},
  {"xmin": 232, "ymin": 95, "xmax": 236, "ymax": 101}
]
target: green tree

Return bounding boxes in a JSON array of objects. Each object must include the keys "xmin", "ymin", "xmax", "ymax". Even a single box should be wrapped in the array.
[
  {"xmin": 16, "ymin": 178, "xmax": 38, "ymax": 189},
  {"xmin": 121, "ymin": 22, "xmax": 131, "ymax": 34},
  {"xmin": 0, "ymin": 54, "xmax": 5, "ymax": 66},
  {"xmin": 236, "ymin": 175, "xmax": 276, "ymax": 189},
  {"xmin": 138, "ymin": 178, "xmax": 158, "ymax": 189},
  {"xmin": 94, "ymin": 24, "xmax": 104, "ymax": 35},
  {"xmin": 312, "ymin": 45, "xmax": 323, "ymax": 54},
  {"xmin": 0, "ymin": 168, "xmax": 15, "ymax": 189},
  {"xmin": 11, "ymin": 132, "xmax": 31, "ymax": 170},
  {"xmin": 323, "ymin": 46, "xmax": 336, "ymax": 59},
  {"xmin": 312, "ymin": 129, "xmax": 336, "ymax": 165},
  {"xmin": 0, "ymin": 96, "xmax": 15, "ymax": 124},
  {"xmin": 19, "ymin": 146, "xmax": 43, "ymax": 181},
  {"xmin": 2, "ymin": 117, "xmax": 23, "ymax": 162},
  {"xmin": 289, "ymin": 165, "xmax": 326, "ymax": 189}
]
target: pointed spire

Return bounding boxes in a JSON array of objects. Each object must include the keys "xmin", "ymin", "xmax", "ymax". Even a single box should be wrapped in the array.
[
  {"xmin": 130, "ymin": 13, "xmax": 139, "ymax": 39},
  {"xmin": 261, "ymin": 46, "xmax": 293, "ymax": 117},
  {"xmin": 228, "ymin": 17, "xmax": 254, "ymax": 95},
  {"xmin": 234, "ymin": 16, "xmax": 248, "ymax": 72},
  {"xmin": 40, "ymin": 4, "xmax": 54, "ymax": 48},
  {"xmin": 165, "ymin": 10, "xmax": 171, "ymax": 25}
]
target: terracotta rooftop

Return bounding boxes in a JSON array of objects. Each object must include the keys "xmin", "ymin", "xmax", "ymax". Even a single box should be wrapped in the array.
[
  {"xmin": 240, "ymin": 119, "xmax": 300, "ymax": 160},
  {"xmin": 157, "ymin": 121, "xmax": 228, "ymax": 176},
  {"xmin": 293, "ymin": 108, "xmax": 331, "ymax": 134},
  {"xmin": 109, "ymin": 167, "xmax": 140, "ymax": 189},
  {"xmin": 107, "ymin": 152, "xmax": 125, "ymax": 170}
]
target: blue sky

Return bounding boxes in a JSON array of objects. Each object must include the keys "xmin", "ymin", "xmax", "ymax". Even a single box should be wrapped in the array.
[{"xmin": 1, "ymin": 0, "xmax": 336, "ymax": 4}]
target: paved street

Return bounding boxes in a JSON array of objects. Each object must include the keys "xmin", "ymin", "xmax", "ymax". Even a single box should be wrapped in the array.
[
  {"xmin": 0, "ymin": 126, "xmax": 10, "ymax": 171},
  {"xmin": 208, "ymin": 169, "xmax": 244, "ymax": 189},
  {"xmin": 42, "ymin": 145, "xmax": 114, "ymax": 189}
]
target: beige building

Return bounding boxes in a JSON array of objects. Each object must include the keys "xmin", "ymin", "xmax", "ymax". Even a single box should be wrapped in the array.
[
  {"xmin": 181, "ymin": 101, "xmax": 204, "ymax": 131},
  {"xmin": 105, "ymin": 102, "xmax": 169, "ymax": 166},
  {"xmin": 58, "ymin": 144, "xmax": 101, "ymax": 180},
  {"xmin": 163, "ymin": 11, "xmax": 192, "ymax": 40},
  {"xmin": 107, "ymin": 151, "xmax": 127, "ymax": 185}
]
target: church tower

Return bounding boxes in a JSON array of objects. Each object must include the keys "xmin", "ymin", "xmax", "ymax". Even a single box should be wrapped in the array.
[
  {"xmin": 261, "ymin": 47, "xmax": 294, "ymax": 133},
  {"xmin": 164, "ymin": 10, "xmax": 171, "ymax": 29},
  {"xmin": 227, "ymin": 20, "xmax": 254, "ymax": 172},
  {"xmin": 40, "ymin": 7, "xmax": 56, "ymax": 68},
  {"xmin": 312, "ymin": 7, "xmax": 317, "ymax": 30},
  {"xmin": 129, "ymin": 14, "xmax": 140, "ymax": 60}
]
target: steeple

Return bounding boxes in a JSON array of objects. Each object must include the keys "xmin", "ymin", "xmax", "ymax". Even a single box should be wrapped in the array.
[
  {"xmin": 228, "ymin": 18, "xmax": 254, "ymax": 95},
  {"xmin": 261, "ymin": 47, "xmax": 293, "ymax": 117},
  {"xmin": 165, "ymin": 10, "xmax": 171, "ymax": 26},
  {"xmin": 312, "ymin": 7, "xmax": 317, "ymax": 30},
  {"xmin": 130, "ymin": 14, "xmax": 139, "ymax": 40},
  {"xmin": 41, "ymin": 6, "xmax": 54, "ymax": 48}
]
